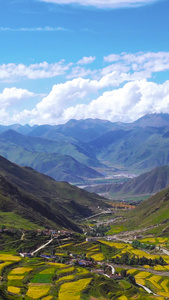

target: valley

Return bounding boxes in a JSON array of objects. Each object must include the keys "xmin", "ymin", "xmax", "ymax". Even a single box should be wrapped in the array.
[{"xmin": 1, "ymin": 114, "xmax": 169, "ymax": 299}]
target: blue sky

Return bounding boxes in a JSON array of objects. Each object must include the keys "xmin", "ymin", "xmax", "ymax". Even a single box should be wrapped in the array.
[{"xmin": 0, "ymin": 0, "xmax": 169, "ymax": 125}]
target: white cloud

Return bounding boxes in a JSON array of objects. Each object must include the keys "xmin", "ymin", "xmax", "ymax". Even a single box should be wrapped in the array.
[
  {"xmin": 3, "ymin": 51, "xmax": 169, "ymax": 125},
  {"xmin": 0, "ymin": 26, "xmax": 68, "ymax": 32},
  {"xmin": 40, "ymin": 0, "xmax": 159, "ymax": 9},
  {"xmin": 0, "ymin": 87, "xmax": 35, "ymax": 109},
  {"xmin": 14, "ymin": 76, "xmax": 169, "ymax": 125},
  {"xmin": 67, "ymin": 66, "xmax": 96, "ymax": 79},
  {"xmin": 77, "ymin": 56, "xmax": 96, "ymax": 65},
  {"xmin": 0, "ymin": 87, "xmax": 37, "ymax": 125},
  {"xmin": 0, "ymin": 61, "xmax": 71, "ymax": 81},
  {"xmin": 62, "ymin": 80, "xmax": 169, "ymax": 123}
]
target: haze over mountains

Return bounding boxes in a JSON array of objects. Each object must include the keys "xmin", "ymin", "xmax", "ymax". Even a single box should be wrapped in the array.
[
  {"xmin": 86, "ymin": 165, "xmax": 169, "ymax": 198},
  {"xmin": 1, "ymin": 113, "xmax": 169, "ymax": 185}
]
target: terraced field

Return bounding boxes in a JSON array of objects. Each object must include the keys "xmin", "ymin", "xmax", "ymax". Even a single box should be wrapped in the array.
[
  {"xmin": 128, "ymin": 269, "xmax": 169, "ymax": 297},
  {"xmin": 1, "ymin": 235, "xmax": 169, "ymax": 300}
]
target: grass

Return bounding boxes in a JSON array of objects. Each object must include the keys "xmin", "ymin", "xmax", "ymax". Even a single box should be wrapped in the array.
[
  {"xmin": 106, "ymin": 225, "xmax": 126, "ymax": 235},
  {"xmin": 58, "ymin": 278, "xmax": 92, "ymax": 300},
  {"xmin": 0, "ymin": 211, "xmax": 43, "ymax": 230},
  {"xmin": 31, "ymin": 273, "xmax": 53, "ymax": 283}
]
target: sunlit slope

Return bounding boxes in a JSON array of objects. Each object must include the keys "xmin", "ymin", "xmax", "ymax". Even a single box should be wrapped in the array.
[
  {"xmin": 125, "ymin": 187, "xmax": 169, "ymax": 232},
  {"xmin": 0, "ymin": 156, "xmax": 109, "ymax": 231}
]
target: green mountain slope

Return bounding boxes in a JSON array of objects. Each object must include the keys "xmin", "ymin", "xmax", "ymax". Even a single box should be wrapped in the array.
[
  {"xmin": 0, "ymin": 156, "xmax": 109, "ymax": 231},
  {"xmin": 96, "ymin": 126, "xmax": 169, "ymax": 171},
  {"xmin": 125, "ymin": 187, "xmax": 169, "ymax": 234},
  {"xmin": 0, "ymin": 130, "xmax": 103, "ymax": 182}
]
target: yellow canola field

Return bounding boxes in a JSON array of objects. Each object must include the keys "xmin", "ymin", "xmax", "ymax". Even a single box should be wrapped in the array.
[
  {"xmin": 0, "ymin": 254, "xmax": 21, "ymax": 261},
  {"xmin": 8, "ymin": 275, "xmax": 24, "ymax": 280},
  {"xmin": 56, "ymin": 274, "xmax": 75, "ymax": 283},
  {"xmin": 91, "ymin": 253, "xmax": 104, "ymax": 261},
  {"xmin": 59, "ymin": 243, "xmax": 73, "ymax": 248},
  {"xmin": 135, "ymin": 271, "xmax": 151, "ymax": 279},
  {"xmin": 8, "ymin": 286, "xmax": 21, "ymax": 294},
  {"xmin": 100, "ymin": 241, "xmax": 127, "ymax": 249},
  {"xmin": 0, "ymin": 262, "xmax": 13, "ymax": 274},
  {"xmin": 40, "ymin": 268, "xmax": 55, "ymax": 274},
  {"xmin": 77, "ymin": 267, "xmax": 89, "ymax": 275},
  {"xmin": 161, "ymin": 279, "xmax": 169, "ymax": 293},
  {"xmin": 154, "ymin": 265, "xmax": 166, "ymax": 271},
  {"xmin": 57, "ymin": 266, "xmax": 74, "ymax": 274},
  {"xmin": 58, "ymin": 278, "xmax": 92, "ymax": 300},
  {"xmin": 48, "ymin": 262, "xmax": 68, "ymax": 268},
  {"xmin": 147, "ymin": 275, "xmax": 162, "ymax": 291},
  {"xmin": 127, "ymin": 269, "xmax": 137, "ymax": 275},
  {"xmin": 26, "ymin": 284, "xmax": 51, "ymax": 299},
  {"xmin": 10, "ymin": 267, "xmax": 33, "ymax": 274},
  {"xmin": 135, "ymin": 278, "xmax": 145, "ymax": 285}
]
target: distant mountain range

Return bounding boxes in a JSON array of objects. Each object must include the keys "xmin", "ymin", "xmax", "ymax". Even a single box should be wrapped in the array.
[
  {"xmin": 0, "ymin": 155, "xmax": 109, "ymax": 231},
  {"xmin": 85, "ymin": 165, "xmax": 169, "ymax": 198},
  {"xmin": 1, "ymin": 113, "xmax": 169, "ymax": 183}
]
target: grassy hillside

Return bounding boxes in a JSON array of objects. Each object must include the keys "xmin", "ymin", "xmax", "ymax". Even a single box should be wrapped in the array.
[
  {"xmin": 0, "ymin": 130, "xmax": 103, "ymax": 183},
  {"xmin": 0, "ymin": 156, "xmax": 109, "ymax": 231},
  {"xmin": 123, "ymin": 187, "xmax": 169, "ymax": 234}
]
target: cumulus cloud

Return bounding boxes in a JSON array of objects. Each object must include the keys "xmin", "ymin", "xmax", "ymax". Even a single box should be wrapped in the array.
[
  {"xmin": 104, "ymin": 52, "xmax": 169, "ymax": 74},
  {"xmin": 0, "ymin": 61, "xmax": 71, "ymax": 81},
  {"xmin": 3, "ymin": 51, "xmax": 169, "ymax": 125},
  {"xmin": 40, "ymin": 0, "xmax": 159, "ymax": 9},
  {"xmin": 0, "ymin": 87, "xmax": 37, "ymax": 125},
  {"xmin": 77, "ymin": 56, "xmax": 96, "ymax": 65},
  {"xmin": 16, "ymin": 76, "xmax": 169, "ymax": 125},
  {"xmin": 0, "ymin": 87, "xmax": 35, "ymax": 109},
  {"xmin": 62, "ymin": 80, "xmax": 169, "ymax": 123}
]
